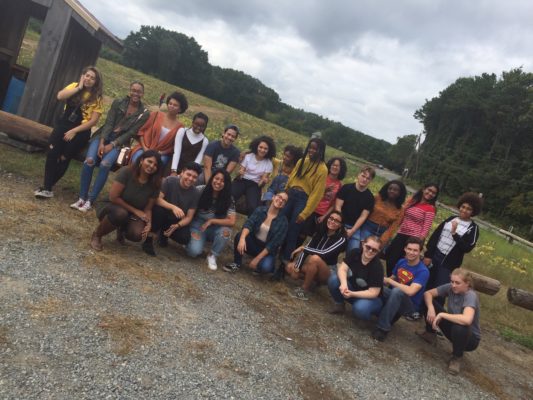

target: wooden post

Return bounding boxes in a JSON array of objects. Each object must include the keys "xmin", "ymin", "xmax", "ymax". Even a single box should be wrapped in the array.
[
  {"xmin": 507, "ymin": 288, "xmax": 533, "ymax": 311},
  {"xmin": 0, "ymin": 110, "xmax": 52, "ymax": 147},
  {"xmin": 467, "ymin": 270, "xmax": 501, "ymax": 296}
]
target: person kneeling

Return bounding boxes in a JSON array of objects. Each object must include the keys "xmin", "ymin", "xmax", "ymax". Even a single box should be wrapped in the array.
[
  {"xmin": 224, "ymin": 192, "xmax": 288, "ymax": 274},
  {"xmin": 286, "ymin": 211, "xmax": 346, "ymax": 301},
  {"xmin": 144, "ymin": 162, "xmax": 202, "ymax": 255},
  {"xmin": 90, "ymin": 150, "xmax": 162, "ymax": 251},
  {"xmin": 186, "ymin": 169, "xmax": 236, "ymax": 271},
  {"xmin": 372, "ymin": 236, "xmax": 429, "ymax": 342},
  {"xmin": 418, "ymin": 268, "xmax": 481, "ymax": 375},
  {"xmin": 327, "ymin": 235, "xmax": 383, "ymax": 319}
]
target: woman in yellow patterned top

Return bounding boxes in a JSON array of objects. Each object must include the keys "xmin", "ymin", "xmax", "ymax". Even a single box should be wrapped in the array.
[{"xmin": 35, "ymin": 66, "xmax": 103, "ymax": 198}]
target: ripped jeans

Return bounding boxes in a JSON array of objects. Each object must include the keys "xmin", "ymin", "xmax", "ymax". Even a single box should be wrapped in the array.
[
  {"xmin": 79, "ymin": 139, "xmax": 120, "ymax": 203},
  {"xmin": 186, "ymin": 217, "xmax": 233, "ymax": 258}
]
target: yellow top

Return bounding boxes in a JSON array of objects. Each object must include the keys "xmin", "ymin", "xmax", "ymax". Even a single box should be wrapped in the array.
[
  {"xmin": 64, "ymin": 82, "xmax": 104, "ymax": 123},
  {"xmin": 286, "ymin": 157, "xmax": 328, "ymax": 220}
]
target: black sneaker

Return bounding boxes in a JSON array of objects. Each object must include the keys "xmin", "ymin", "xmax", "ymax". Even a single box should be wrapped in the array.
[
  {"xmin": 223, "ymin": 263, "xmax": 241, "ymax": 273},
  {"xmin": 142, "ymin": 237, "xmax": 156, "ymax": 256},
  {"xmin": 270, "ymin": 263, "xmax": 285, "ymax": 281},
  {"xmin": 372, "ymin": 328, "xmax": 388, "ymax": 342},
  {"xmin": 158, "ymin": 234, "xmax": 168, "ymax": 248},
  {"xmin": 404, "ymin": 312, "xmax": 422, "ymax": 321}
]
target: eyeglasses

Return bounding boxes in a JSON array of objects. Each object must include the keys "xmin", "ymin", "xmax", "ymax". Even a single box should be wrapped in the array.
[
  {"xmin": 275, "ymin": 195, "xmax": 287, "ymax": 204},
  {"xmin": 363, "ymin": 244, "xmax": 379, "ymax": 254},
  {"xmin": 328, "ymin": 216, "xmax": 342, "ymax": 224}
]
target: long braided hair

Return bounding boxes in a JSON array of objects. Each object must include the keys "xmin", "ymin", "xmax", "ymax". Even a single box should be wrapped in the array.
[{"xmin": 295, "ymin": 138, "xmax": 326, "ymax": 178}]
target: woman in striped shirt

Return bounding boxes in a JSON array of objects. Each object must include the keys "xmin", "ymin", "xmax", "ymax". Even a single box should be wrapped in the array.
[
  {"xmin": 385, "ymin": 183, "xmax": 439, "ymax": 275},
  {"xmin": 285, "ymin": 210, "xmax": 347, "ymax": 300}
]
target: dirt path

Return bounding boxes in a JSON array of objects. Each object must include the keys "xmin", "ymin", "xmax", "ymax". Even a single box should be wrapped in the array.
[{"xmin": 0, "ymin": 170, "xmax": 532, "ymax": 399}]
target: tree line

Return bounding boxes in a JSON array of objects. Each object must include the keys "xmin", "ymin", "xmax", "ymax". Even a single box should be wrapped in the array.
[
  {"xmin": 411, "ymin": 68, "xmax": 533, "ymax": 237},
  {"xmin": 100, "ymin": 26, "xmax": 398, "ymax": 165}
]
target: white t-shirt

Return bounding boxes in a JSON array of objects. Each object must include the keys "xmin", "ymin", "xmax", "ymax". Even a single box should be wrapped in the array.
[
  {"xmin": 241, "ymin": 153, "xmax": 273, "ymax": 183},
  {"xmin": 437, "ymin": 218, "xmax": 472, "ymax": 255}
]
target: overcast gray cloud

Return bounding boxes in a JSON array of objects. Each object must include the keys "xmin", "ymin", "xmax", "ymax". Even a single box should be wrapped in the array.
[{"xmin": 80, "ymin": 0, "xmax": 533, "ymax": 143}]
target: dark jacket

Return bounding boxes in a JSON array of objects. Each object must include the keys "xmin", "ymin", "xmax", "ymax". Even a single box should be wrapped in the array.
[
  {"xmin": 295, "ymin": 230, "xmax": 346, "ymax": 268},
  {"xmin": 243, "ymin": 206, "xmax": 288, "ymax": 254},
  {"xmin": 425, "ymin": 216, "xmax": 479, "ymax": 270},
  {"xmin": 93, "ymin": 96, "xmax": 150, "ymax": 147}
]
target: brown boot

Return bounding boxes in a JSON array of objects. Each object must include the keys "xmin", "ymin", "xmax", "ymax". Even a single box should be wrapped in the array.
[
  {"xmin": 90, "ymin": 216, "xmax": 116, "ymax": 251},
  {"xmin": 328, "ymin": 303, "xmax": 345, "ymax": 315},
  {"xmin": 448, "ymin": 356, "xmax": 462, "ymax": 375}
]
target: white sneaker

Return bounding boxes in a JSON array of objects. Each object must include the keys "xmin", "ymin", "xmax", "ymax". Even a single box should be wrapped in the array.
[
  {"xmin": 78, "ymin": 200, "xmax": 92, "ymax": 212},
  {"xmin": 34, "ymin": 188, "xmax": 54, "ymax": 198},
  {"xmin": 70, "ymin": 198, "xmax": 85, "ymax": 210},
  {"xmin": 206, "ymin": 254, "xmax": 218, "ymax": 271}
]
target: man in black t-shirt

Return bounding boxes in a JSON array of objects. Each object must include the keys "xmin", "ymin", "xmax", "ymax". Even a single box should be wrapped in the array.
[
  {"xmin": 327, "ymin": 235, "xmax": 384, "ymax": 320},
  {"xmin": 335, "ymin": 165, "xmax": 375, "ymax": 252}
]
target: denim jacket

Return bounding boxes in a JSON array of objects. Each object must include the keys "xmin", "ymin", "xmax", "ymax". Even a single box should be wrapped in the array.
[{"xmin": 243, "ymin": 206, "xmax": 288, "ymax": 254}]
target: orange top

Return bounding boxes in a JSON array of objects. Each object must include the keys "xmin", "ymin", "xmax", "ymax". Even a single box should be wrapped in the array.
[
  {"xmin": 367, "ymin": 195, "xmax": 404, "ymax": 244},
  {"xmin": 131, "ymin": 111, "xmax": 183, "ymax": 158}
]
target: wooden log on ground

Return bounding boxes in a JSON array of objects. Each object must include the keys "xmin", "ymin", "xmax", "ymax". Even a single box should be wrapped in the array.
[
  {"xmin": 466, "ymin": 270, "xmax": 501, "ymax": 295},
  {"xmin": 507, "ymin": 287, "xmax": 533, "ymax": 311},
  {"xmin": 0, "ymin": 110, "xmax": 52, "ymax": 147}
]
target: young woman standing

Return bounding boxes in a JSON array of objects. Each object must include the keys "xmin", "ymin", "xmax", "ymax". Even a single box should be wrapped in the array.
[
  {"xmin": 35, "ymin": 66, "xmax": 103, "ymax": 198},
  {"xmin": 385, "ymin": 183, "xmax": 439, "ymax": 275}
]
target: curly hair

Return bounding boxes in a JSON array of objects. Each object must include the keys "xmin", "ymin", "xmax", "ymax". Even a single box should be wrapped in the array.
[
  {"xmin": 378, "ymin": 180, "xmax": 407, "ymax": 209},
  {"xmin": 326, "ymin": 157, "xmax": 347, "ymax": 180},
  {"xmin": 166, "ymin": 91, "xmax": 189, "ymax": 114},
  {"xmin": 249, "ymin": 135, "xmax": 276, "ymax": 159},
  {"xmin": 457, "ymin": 192, "xmax": 483, "ymax": 216},
  {"xmin": 284, "ymin": 145, "xmax": 303, "ymax": 167}
]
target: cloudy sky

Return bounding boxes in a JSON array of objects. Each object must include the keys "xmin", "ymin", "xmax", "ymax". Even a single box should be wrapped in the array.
[{"xmin": 80, "ymin": 0, "xmax": 532, "ymax": 143}]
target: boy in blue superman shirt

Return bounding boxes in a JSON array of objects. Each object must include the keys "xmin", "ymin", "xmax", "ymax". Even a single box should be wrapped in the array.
[{"xmin": 372, "ymin": 236, "xmax": 429, "ymax": 342}]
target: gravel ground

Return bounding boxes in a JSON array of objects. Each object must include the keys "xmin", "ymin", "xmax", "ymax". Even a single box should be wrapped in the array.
[{"xmin": 1, "ymin": 171, "xmax": 532, "ymax": 400}]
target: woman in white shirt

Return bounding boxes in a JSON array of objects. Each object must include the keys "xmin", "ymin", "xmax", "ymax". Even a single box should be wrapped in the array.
[
  {"xmin": 170, "ymin": 112, "xmax": 209, "ymax": 174},
  {"xmin": 232, "ymin": 135, "xmax": 275, "ymax": 215}
]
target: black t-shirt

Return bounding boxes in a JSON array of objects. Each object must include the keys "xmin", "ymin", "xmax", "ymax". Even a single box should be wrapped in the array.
[
  {"xmin": 337, "ymin": 184, "xmax": 374, "ymax": 226},
  {"xmin": 344, "ymin": 248, "xmax": 384, "ymax": 291}
]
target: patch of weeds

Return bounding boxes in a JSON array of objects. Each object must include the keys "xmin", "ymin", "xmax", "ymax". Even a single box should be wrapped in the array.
[
  {"xmin": 500, "ymin": 327, "xmax": 533, "ymax": 350},
  {"xmin": 98, "ymin": 314, "xmax": 152, "ymax": 356}
]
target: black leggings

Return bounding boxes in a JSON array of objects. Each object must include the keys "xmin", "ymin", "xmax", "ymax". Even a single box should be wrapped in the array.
[
  {"xmin": 98, "ymin": 203, "xmax": 147, "ymax": 242},
  {"xmin": 43, "ymin": 119, "xmax": 90, "ymax": 190},
  {"xmin": 151, "ymin": 205, "xmax": 191, "ymax": 245},
  {"xmin": 232, "ymin": 178, "xmax": 262, "ymax": 216},
  {"xmin": 425, "ymin": 300, "xmax": 480, "ymax": 357},
  {"xmin": 385, "ymin": 233, "xmax": 410, "ymax": 276}
]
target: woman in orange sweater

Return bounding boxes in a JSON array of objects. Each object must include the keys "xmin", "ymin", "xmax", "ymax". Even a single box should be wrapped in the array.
[
  {"xmin": 360, "ymin": 180, "xmax": 407, "ymax": 246},
  {"xmin": 130, "ymin": 91, "xmax": 188, "ymax": 167}
]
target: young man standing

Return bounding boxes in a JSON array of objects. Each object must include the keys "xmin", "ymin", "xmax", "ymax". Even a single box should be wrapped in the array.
[
  {"xmin": 143, "ymin": 162, "xmax": 202, "ymax": 255},
  {"xmin": 372, "ymin": 236, "xmax": 429, "ymax": 341},
  {"xmin": 335, "ymin": 165, "xmax": 375, "ymax": 252},
  {"xmin": 200, "ymin": 124, "xmax": 241, "ymax": 184}
]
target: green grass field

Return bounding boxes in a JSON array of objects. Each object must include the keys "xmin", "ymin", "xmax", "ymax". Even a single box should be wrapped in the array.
[{"xmin": 9, "ymin": 27, "xmax": 533, "ymax": 348}]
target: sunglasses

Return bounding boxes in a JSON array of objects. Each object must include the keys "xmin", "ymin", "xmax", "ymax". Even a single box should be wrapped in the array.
[{"xmin": 363, "ymin": 244, "xmax": 379, "ymax": 254}]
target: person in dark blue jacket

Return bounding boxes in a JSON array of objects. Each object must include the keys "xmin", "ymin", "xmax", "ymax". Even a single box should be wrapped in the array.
[{"xmin": 224, "ymin": 192, "xmax": 289, "ymax": 274}]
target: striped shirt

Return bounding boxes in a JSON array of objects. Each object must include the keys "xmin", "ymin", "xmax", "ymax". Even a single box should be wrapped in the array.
[
  {"xmin": 397, "ymin": 202, "xmax": 436, "ymax": 239},
  {"xmin": 295, "ymin": 231, "xmax": 346, "ymax": 269}
]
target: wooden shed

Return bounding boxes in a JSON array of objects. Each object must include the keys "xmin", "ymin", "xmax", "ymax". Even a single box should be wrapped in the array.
[{"xmin": 0, "ymin": 0, "xmax": 122, "ymax": 126}]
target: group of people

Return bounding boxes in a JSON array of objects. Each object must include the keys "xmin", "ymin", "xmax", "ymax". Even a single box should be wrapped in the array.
[{"xmin": 33, "ymin": 67, "xmax": 484, "ymax": 376}]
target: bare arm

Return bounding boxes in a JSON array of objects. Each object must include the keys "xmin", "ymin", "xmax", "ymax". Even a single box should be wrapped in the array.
[
  {"xmin": 384, "ymin": 275, "xmax": 422, "ymax": 297},
  {"xmin": 109, "ymin": 181, "xmax": 147, "ymax": 221},
  {"xmin": 203, "ymin": 155, "xmax": 213, "ymax": 182}
]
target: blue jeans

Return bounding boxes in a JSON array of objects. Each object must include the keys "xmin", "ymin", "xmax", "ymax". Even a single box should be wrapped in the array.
[
  {"xmin": 345, "ymin": 224, "xmax": 364, "ymax": 253},
  {"xmin": 131, "ymin": 150, "xmax": 171, "ymax": 166},
  {"xmin": 79, "ymin": 139, "xmax": 120, "ymax": 202},
  {"xmin": 233, "ymin": 232, "xmax": 275, "ymax": 274},
  {"xmin": 359, "ymin": 220, "xmax": 388, "ymax": 240},
  {"xmin": 187, "ymin": 218, "xmax": 232, "ymax": 257},
  {"xmin": 327, "ymin": 272, "xmax": 382, "ymax": 320},
  {"xmin": 281, "ymin": 188, "xmax": 308, "ymax": 261},
  {"xmin": 376, "ymin": 286, "xmax": 415, "ymax": 332}
]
